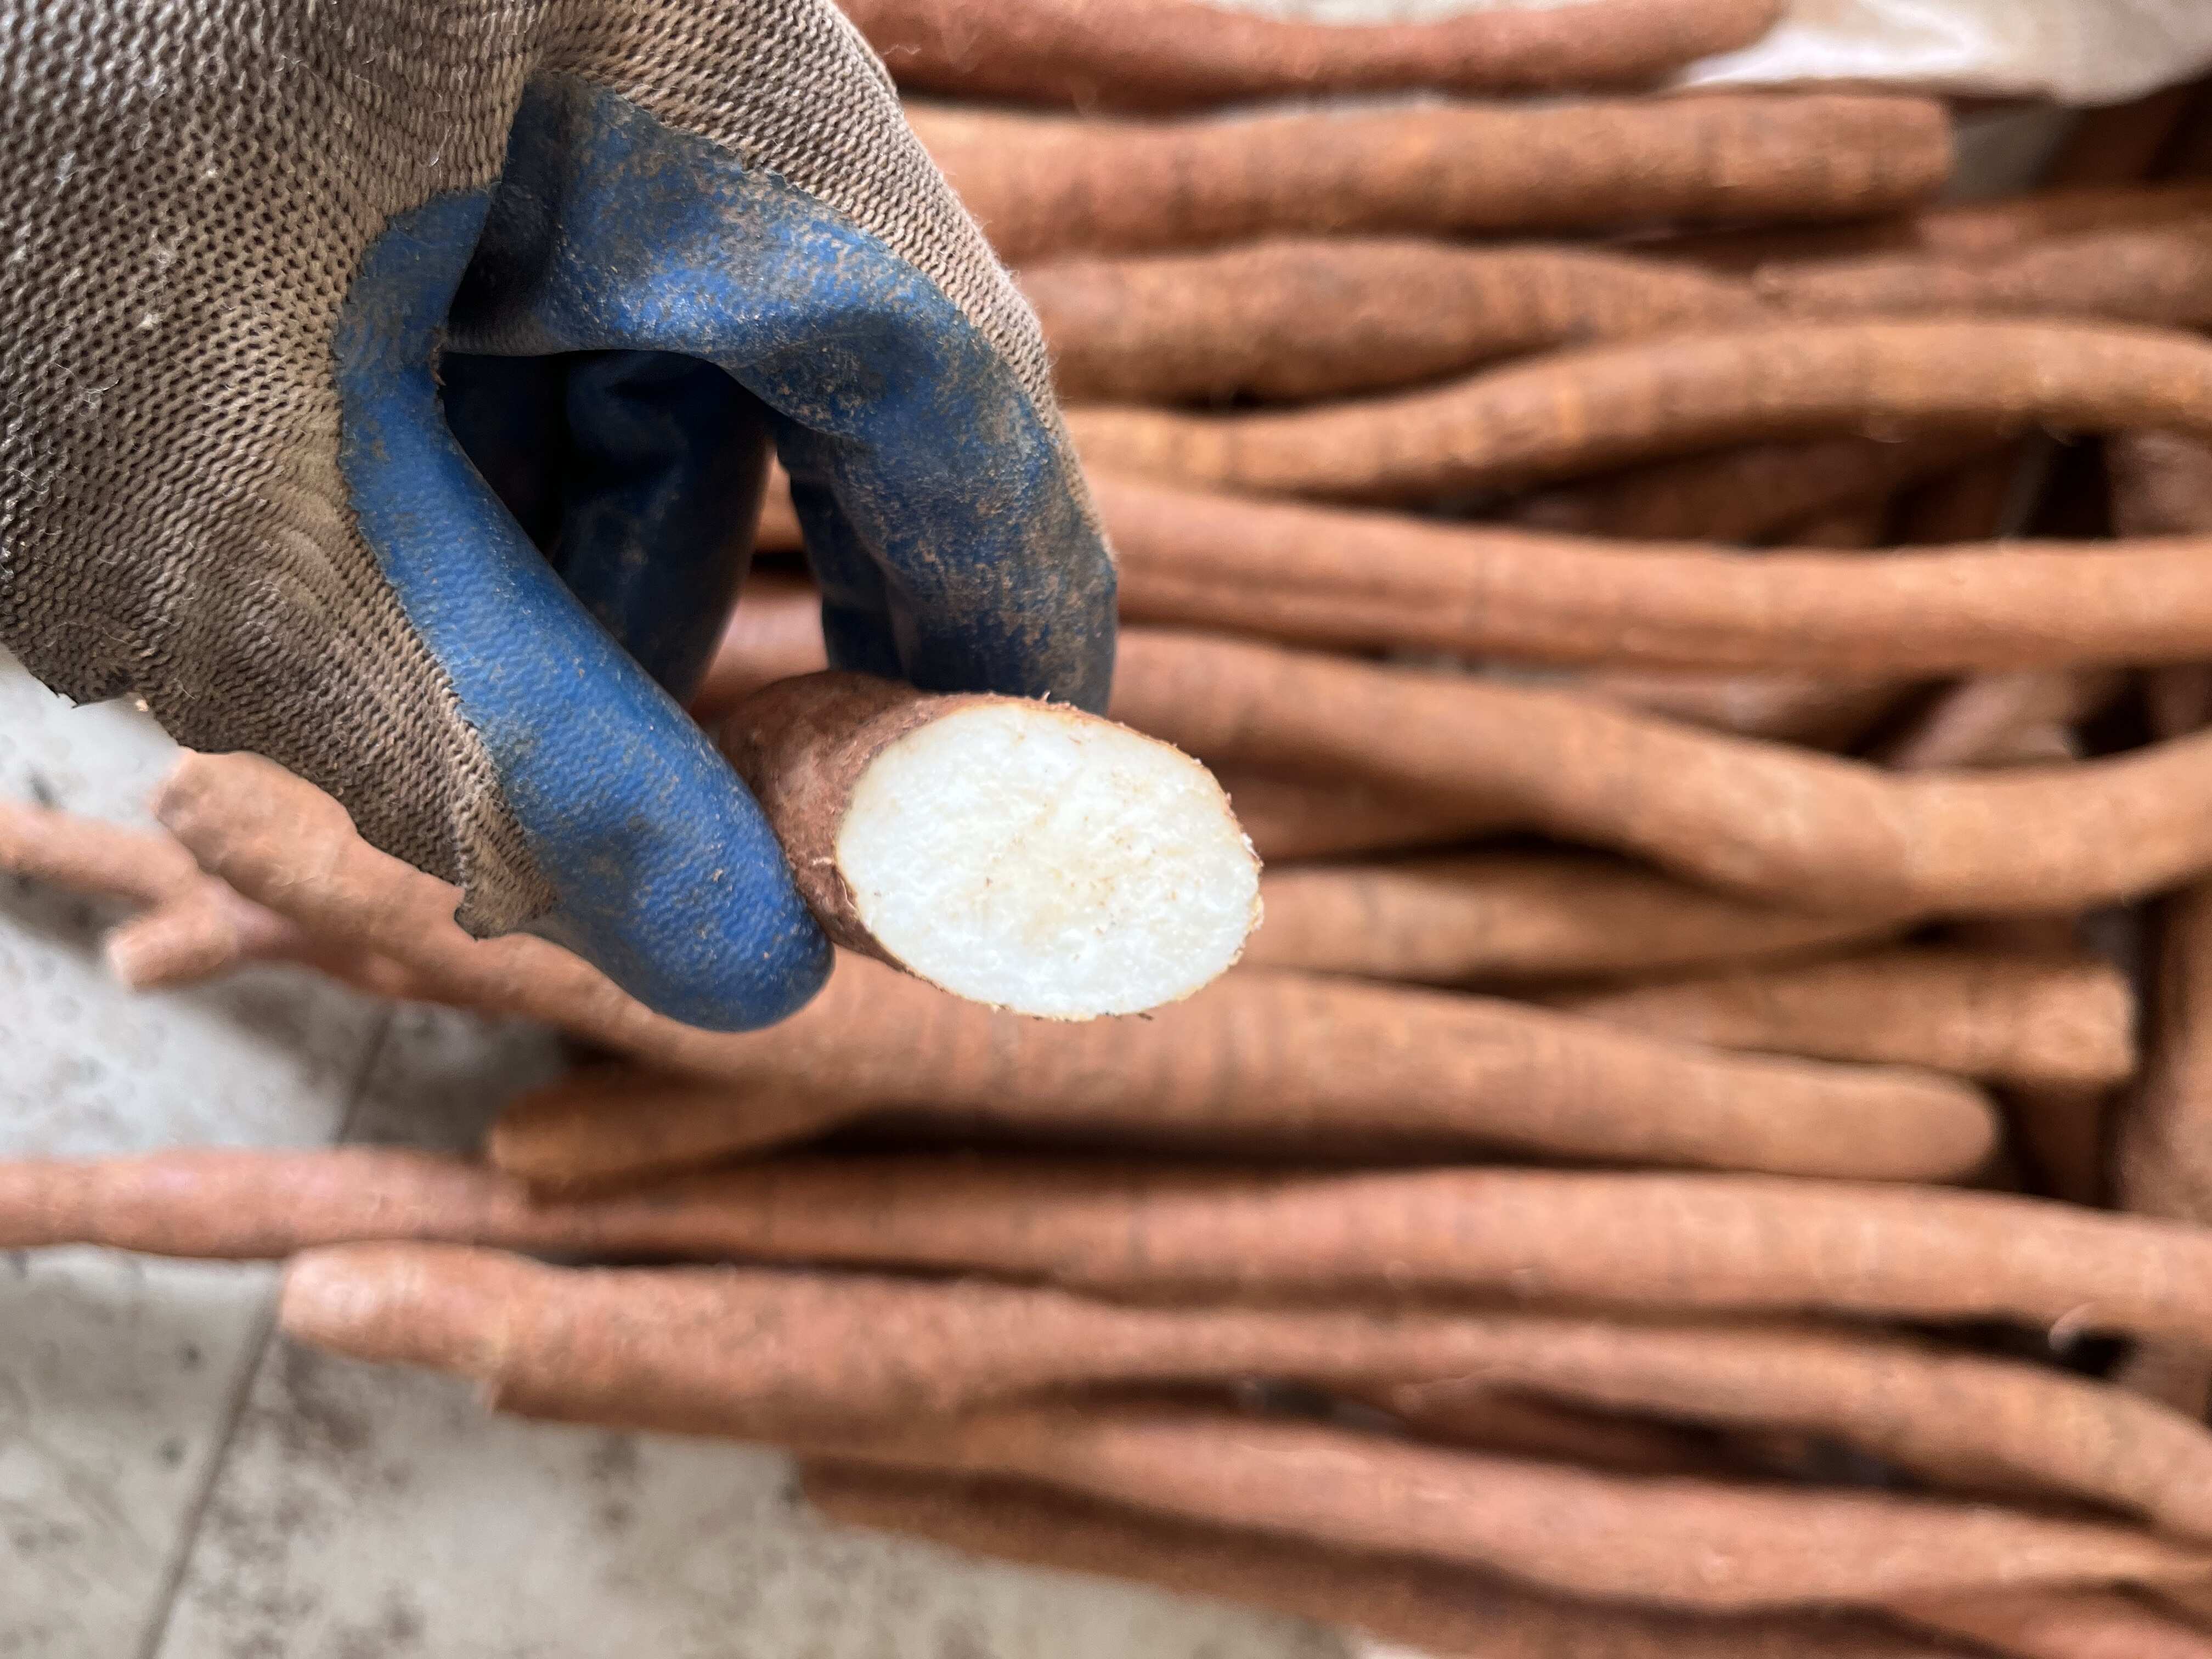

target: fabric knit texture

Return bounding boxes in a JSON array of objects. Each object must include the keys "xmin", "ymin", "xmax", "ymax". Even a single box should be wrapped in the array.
[{"xmin": 0, "ymin": 0, "xmax": 1101, "ymax": 953}]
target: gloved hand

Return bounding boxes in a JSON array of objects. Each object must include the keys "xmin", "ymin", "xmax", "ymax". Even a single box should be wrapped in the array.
[{"xmin": 0, "ymin": 1, "xmax": 1115, "ymax": 1031}]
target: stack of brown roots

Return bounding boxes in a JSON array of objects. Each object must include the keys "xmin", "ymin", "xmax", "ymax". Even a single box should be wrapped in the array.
[{"xmin": 17, "ymin": 15, "xmax": 2212, "ymax": 1657}]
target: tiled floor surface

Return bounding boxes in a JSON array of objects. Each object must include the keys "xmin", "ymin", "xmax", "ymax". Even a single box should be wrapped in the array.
[{"xmin": 1, "ymin": 654, "xmax": 1345, "ymax": 1659}]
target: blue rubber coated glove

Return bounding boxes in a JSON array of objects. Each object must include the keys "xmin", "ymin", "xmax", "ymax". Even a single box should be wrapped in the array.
[{"xmin": 0, "ymin": 1, "xmax": 1116, "ymax": 1030}]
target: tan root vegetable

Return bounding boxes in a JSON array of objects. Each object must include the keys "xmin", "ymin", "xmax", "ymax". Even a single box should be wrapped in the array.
[
  {"xmin": 684, "ymin": 588, "xmax": 1507, "ymax": 861},
  {"xmin": 1876, "ymin": 672, "xmax": 2117, "ymax": 772},
  {"xmin": 2111, "ymin": 430, "xmax": 2212, "ymax": 537},
  {"xmin": 1064, "ymin": 320, "xmax": 2212, "ymax": 503},
  {"xmin": 386, "ymin": 1155, "xmax": 2212, "ymax": 1350},
  {"xmin": 0, "ymin": 795, "xmax": 309, "ymax": 991},
  {"xmin": 1111, "ymin": 629, "xmax": 2212, "ymax": 916},
  {"xmin": 1350, "ymin": 1388, "xmax": 1724, "ymax": 1479},
  {"xmin": 1030, "ymin": 222, "xmax": 2212, "ymax": 407},
  {"xmin": 1754, "ymin": 219, "xmax": 2212, "ymax": 325},
  {"xmin": 1024, "ymin": 239, "xmax": 1762, "ymax": 403},
  {"xmin": 1097, "ymin": 473, "xmax": 2212, "ymax": 673},
  {"xmin": 1211, "ymin": 767, "xmax": 1514, "ymax": 864},
  {"xmin": 843, "ymin": 0, "xmax": 1781, "ymax": 108},
  {"xmin": 1547, "ymin": 945, "xmax": 2136, "ymax": 1088},
  {"xmin": 1648, "ymin": 182, "xmax": 2212, "ymax": 272},
  {"xmin": 1566, "ymin": 668, "xmax": 1904, "ymax": 747},
  {"xmin": 911, "ymin": 94, "xmax": 1951, "ymax": 263},
  {"xmin": 687, "ymin": 590, "xmax": 1515, "ymax": 862},
  {"xmin": 497, "ymin": 953, "xmax": 1996, "ymax": 1180},
  {"xmin": 1893, "ymin": 1589, "xmax": 2212, "ymax": 1659},
  {"xmin": 488, "ymin": 1392, "xmax": 2212, "ymax": 1612},
  {"xmin": 25, "ymin": 1160, "xmax": 2212, "ymax": 1540},
  {"xmin": 719, "ymin": 672, "xmax": 1259, "ymax": 1018},
  {"xmin": 3, "ymin": 769, "xmax": 1994, "ymax": 1178},
  {"xmin": 688, "ymin": 575, "xmax": 826, "ymax": 716},
  {"xmin": 1242, "ymin": 850, "xmax": 1905, "ymax": 988},
  {"xmin": 1364, "ymin": 1320, "xmax": 2212, "ymax": 1539},
  {"xmin": 804, "ymin": 1469, "xmax": 1957, "ymax": 1659},
  {"xmin": 752, "ymin": 466, "xmax": 805, "ymax": 554},
  {"xmin": 263, "ymin": 1235, "xmax": 2212, "ymax": 1532},
  {"xmin": 2114, "ymin": 886, "xmax": 2212, "ymax": 1417},
  {"xmin": 1510, "ymin": 428, "xmax": 2006, "ymax": 544}
]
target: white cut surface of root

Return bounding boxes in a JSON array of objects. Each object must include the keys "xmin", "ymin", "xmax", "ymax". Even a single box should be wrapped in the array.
[{"xmin": 836, "ymin": 704, "xmax": 1261, "ymax": 1019}]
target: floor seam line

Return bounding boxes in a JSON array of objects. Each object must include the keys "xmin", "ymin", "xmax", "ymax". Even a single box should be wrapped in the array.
[{"xmin": 128, "ymin": 1003, "xmax": 398, "ymax": 1659}]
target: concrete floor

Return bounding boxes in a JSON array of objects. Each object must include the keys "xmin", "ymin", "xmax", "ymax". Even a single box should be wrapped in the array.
[{"xmin": 0, "ymin": 650, "xmax": 1348, "ymax": 1659}]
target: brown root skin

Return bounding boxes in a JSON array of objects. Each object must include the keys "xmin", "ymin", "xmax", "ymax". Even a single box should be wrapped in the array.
[
  {"xmin": 2114, "ymin": 885, "xmax": 2212, "ymax": 1420},
  {"xmin": 496, "ymin": 1395, "xmax": 2212, "ymax": 1612},
  {"xmin": 845, "ymin": 0, "xmax": 1781, "ymax": 108},
  {"xmin": 7, "ymin": 758, "xmax": 1985, "ymax": 1177},
  {"xmin": 1754, "ymin": 219, "xmax": 2212, "ymax": 327},
  {"xmin": 802, "ymin": 1469, "xmax": 1955, "ymax": 1659},
  {"xmin": 912, "ymin": 94, "xmax": 1951, "ymax": 264},
  {"xmin": 1877, "ymin": 672, "xmax": 2118, "ymax": 773},
  {"xmin": 1547, "ymin": 945, "xmax": 2136, "ymax": 1089},
  {"xmin": 1566, "ymin": 668, "xmax": 1903, "ymax": 747},
  {"xmin": 1111, "ymin": 629, "xmax": 2212, "ymax": 917},
  {"xmin": 1097, "ymin": 472, "xmax": 2212, "ymax": 674},
  {"xmin": 1351, "ymin": 1387, "xmax": 1724, "ymax": 1480},
  {"xmin": 1243, "ymin": 851, "xmax": 1905, "ymax": 988},
  {"xmin": 718, "ymin": 671, "xmax": 946, "ymax": 962},
  {"xmin": 1510, "ymin": 429, "xmax": 2008, "ymax": 544},
  {"xmin": 489, "ymin": 956, "xmax": 1997, "ymax": 1181},
  {"xmin": 428, "ymin": 1155, "xmax": 2212, "ymax": 1351},
  {"xmin": 1646, "ymin": 182, "xmax": 2212, "ymax": 273},
  {"xmin": 1023, "ymin": 238, "xmax": 1763, "ymax": 404},
  {"xmin": 687, "ymin": 575, "xmax": 825, "ymax": 717},
  {"xmin": 484, "ymin": 1070, "xmax": 853, "ymax": 1193},
  {"xmin": 1028, "ymin": 221, "xmax": 2212, "ymax": 407},
  {"xmin": 1064, "ymin": 320, "xmax": 2212, "ymax": 504},
  {"xmin": 1212, "ymin": 767, "xmax": 1513, "ymax": 864},
  {"xmin": 35, "ymin": 1153, "xmax": 2212, "ymax": 1541},
  {"xmin": 1892, "ymin": 1589, "xmax": 2212, "ymax": 1659},
  {"xmin": 689, "ymin": 592, "xmax": 1514, "ymax": 863}
]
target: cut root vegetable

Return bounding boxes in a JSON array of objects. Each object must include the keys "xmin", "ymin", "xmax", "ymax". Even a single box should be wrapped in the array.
[
  {"xmin": 911, "ymin": 94, "xmax": 1951, "ymax": 263},
  {"xmin": 1064, "ymin": 320, "xmax": 2212, "ymax": 503},
  {"xmin": 720, "ymin": 672, "xmax": 1260, "ymax": 1019},
  {"xmin": 1565, "ymin": 668, "xmax": 1903, "ymax": 747}
]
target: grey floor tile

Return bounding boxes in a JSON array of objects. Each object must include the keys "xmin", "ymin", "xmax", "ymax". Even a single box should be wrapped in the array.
[
  {"xmin": 2, "ymin": 655, "xmax": 391, "ymax": 1658},
  {"xmin": 153, "ymin": 1344, "xmax": 1342, "ymax": 1659},
  {"xmin": 0, "ymin": 1254, "xmax": 275, "ymax": 1659}
]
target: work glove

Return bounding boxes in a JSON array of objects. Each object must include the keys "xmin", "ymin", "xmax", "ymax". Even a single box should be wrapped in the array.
[{"xmin": 0, "ymin": 0, "xmax": 1115, "ymax": 1030}]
